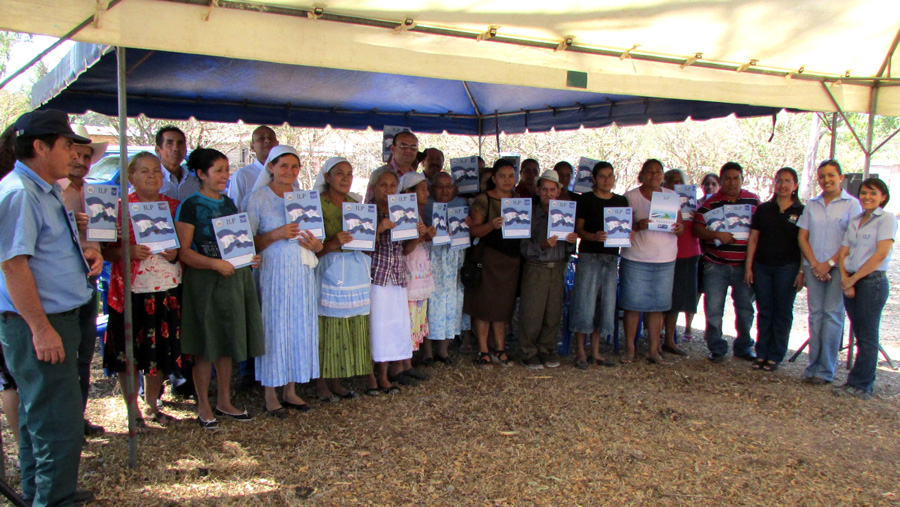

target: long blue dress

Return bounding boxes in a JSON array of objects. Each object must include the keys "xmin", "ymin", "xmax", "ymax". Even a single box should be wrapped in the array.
[{"xmin": 247, "ymin": 186, "xmax": 320, "ymax": 386}]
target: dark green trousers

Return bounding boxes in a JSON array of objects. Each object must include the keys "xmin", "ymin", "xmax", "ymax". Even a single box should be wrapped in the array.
[{"xmin": 0, "ymin": 311, "xmax": 83, "ymax": 507}]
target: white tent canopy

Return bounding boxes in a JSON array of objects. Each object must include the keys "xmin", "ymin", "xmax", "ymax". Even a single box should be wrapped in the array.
[{"xmin": 2, "ymin": 0, "xmax": 898, "ymax": 115}]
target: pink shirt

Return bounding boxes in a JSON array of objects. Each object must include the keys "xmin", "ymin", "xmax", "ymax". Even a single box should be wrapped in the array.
[{"xmin": 621, "ymin": 187, "xmax": 679, "ymax": 264}]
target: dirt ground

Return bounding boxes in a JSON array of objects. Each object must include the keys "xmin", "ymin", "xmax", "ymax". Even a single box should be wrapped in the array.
[{"xmin": 1, "ymin": 255, "xmax": 899, "ymax": 506}]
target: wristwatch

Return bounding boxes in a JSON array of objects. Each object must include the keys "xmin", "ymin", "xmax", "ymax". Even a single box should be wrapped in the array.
[{"xmin": 827, "ymin": 259, "xmax": 835, "ymax": 268}]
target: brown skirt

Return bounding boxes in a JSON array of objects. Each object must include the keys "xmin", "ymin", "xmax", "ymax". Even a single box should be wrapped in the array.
[{"xmin": 463, "ymin": 246, "xmax": 521, "ymax": 322}]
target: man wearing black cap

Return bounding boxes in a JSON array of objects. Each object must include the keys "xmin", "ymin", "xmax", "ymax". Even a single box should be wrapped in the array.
[{"xmin": 0, "ymin": 109, "xmax": 103, "ymax": 506}]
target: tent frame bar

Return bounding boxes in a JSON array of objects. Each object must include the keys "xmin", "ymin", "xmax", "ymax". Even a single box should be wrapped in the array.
[
  {"xmin": 0, "ymin": 0, "xmax": 122, "ymax": 91},
  {"xmin": 162, "ymin": 0, "xmax": 900, "ymax": 86},
  {"xmin": 819, "ymin": 81, "xmax": 900, "ymax": 177}
]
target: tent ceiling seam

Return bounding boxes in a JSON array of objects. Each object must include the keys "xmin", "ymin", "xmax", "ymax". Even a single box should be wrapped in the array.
[{"xmin": 156, "ymin": 0, "xmax": 898, "ymax": 85}]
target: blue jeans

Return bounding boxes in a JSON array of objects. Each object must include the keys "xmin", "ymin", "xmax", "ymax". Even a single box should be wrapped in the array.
[
  {"xmin": 803, "ymin": 266, "xmax": 845, "ymax": 381},
  {"xmin": 568, "ymin": 253, "xmax": 618, "ymax": 338},
  {"xmin": 703, "ymin": 262, "xmax": 755, "ymax": 356},
  {"xmin": 844, "ymin": 272, "xmax": 889, "ymax": 393},
  {"xmin": 752, "ymin": 262, "xmax": 799, "ymax": 363}
]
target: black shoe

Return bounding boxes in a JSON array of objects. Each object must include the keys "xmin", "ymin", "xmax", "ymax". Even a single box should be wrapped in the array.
[
  {"xmin": 404, "ymin": 368, "xmax": 429, "ymax": 381},
  {"xmin": 390, "ymin": 373, "xmax": 419, "ymax": 387},
  {"xmin": 420, "ymin": 357, "xmax": 436, "ymax": 367},
  {"xmin": 84, "ymin": 420, "xmax": 105, "ymax": 437},
  {"xmin": 197, "ymin": 416, "xmax": 218, "ymax": 430},
  {"xmin": 263, "ymin": 405, "xmax": 289, "ymax": 419},
  {"xmin": 434, "ymin": 355, "xmax": 455, "ymax": 366},
  {"xmin": 214, "ymin": 408, "xmax": 254, "ymax": 421},
  {"xmin": 734, "ymin": 351, "xmax": 757, "ymax": 361},
  {"xmin": 708, "ymin": 353, "xmax": 726, "ymax": 364},
  {"xmin": 522, "ymin": 355, "xmax": 544, "ymax": 370},
  {"xmin": 283, "ymin": 401, "xmax": 313, "ymax": 412}
]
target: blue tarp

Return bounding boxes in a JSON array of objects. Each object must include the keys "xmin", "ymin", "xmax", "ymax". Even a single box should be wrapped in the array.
[{"xmin": 34, "ymin": 43, "xmax": 780, "ymax": 134}]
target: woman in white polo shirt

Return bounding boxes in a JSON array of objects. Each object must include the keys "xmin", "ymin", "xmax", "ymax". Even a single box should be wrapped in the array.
[{"xmin": 835, "ymin": 178, "xmax": 896, "ymax": 399}]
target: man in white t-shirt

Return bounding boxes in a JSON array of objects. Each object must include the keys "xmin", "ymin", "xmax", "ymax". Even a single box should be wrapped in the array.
[{"xmin": 228, "ymin": 126, "xmax": 278, "ymax": 211}]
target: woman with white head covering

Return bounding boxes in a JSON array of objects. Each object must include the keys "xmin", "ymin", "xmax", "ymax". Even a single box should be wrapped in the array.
[
  {"xmin": 315, "ymin": 157, "xmax": 375, "ymax": 399},
  {"xmin": 246, "ymin": 146, "xmax": 322, "ymax": 416}
]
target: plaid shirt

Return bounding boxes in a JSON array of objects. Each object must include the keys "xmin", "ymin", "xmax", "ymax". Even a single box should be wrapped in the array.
[{"xmin": 370, "ymin": 209, "xmax": 408, "ymax": 287}]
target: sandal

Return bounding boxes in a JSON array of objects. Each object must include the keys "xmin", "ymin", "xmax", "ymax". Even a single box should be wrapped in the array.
[
  {"xmin": 751, "ymin": 358, "xmax": 766, "ymax": 370},
  {"xmin": 365, "ymin": 388, "xmax": 381, "ymax": 397},
  {"xmin": 380, "ymin": 385, "xmax": 401, "ymax": 394},
  {"xmin": 491, "ymin": 350, "xmax": 514, "ymax": 367},
  {"xmin": 762, "ymin": 361, "xmax": 779, "ymax": 372},
  {"xmin": 620, "ymin": 353, "xmax": 635, "ymax": 364},
  {"xmin": 476, "ymin": 352, "xmax": 493, "ymax": 369}
]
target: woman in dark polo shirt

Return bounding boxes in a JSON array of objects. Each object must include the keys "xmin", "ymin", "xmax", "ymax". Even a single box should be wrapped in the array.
[{"xmin": 744, "ymin": 167, "xmax": 804, "ymax": 371}]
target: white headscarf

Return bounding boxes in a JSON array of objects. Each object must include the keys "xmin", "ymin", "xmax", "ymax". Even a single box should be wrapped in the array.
[
  {"xmin": 247, "ymin": 145, "xmax": 301, "ymax": 197},
  {"xmin": 313, "ymin": 156, "xmax": 351, "ymax": 194},
  {"xmin": 398, "ymin": 171, "xmax": 427, "ymax": 192}
]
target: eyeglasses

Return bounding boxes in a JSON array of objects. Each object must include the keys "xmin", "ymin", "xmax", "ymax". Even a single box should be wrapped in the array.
[
  {"xmin": 396, "ymin": 143, "xmax": 418, "ymax": 151},
  {"xmin": 432, "ymin": 184, "xmax": 454, "ymax": 189}
]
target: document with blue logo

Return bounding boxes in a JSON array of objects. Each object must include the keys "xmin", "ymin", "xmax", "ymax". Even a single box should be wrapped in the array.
[
  {"xmin": 84, "ymin": 183, "xmax": 119, "ymax": 242},
  {"xmin": 213, "ymin": 213, "xmax": 256, "ymax": 268}
]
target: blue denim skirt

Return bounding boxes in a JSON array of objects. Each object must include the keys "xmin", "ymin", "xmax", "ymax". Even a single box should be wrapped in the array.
[{"xmin": 620, "ymin": 257, "xmax": 675, "ymax": 312}]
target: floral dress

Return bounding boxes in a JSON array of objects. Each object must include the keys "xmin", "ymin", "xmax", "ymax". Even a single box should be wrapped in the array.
[{"xmin": 103, "ymin": 194, "xmax": 183, "ymax": 375}]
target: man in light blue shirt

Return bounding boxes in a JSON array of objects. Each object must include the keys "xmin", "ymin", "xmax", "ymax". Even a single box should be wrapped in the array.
[
  {"xmin": 156, "ymin": 125, "xmax": 199, "ymax": 202},
  {"xmin": 0, "ymin": 109, "xmax": 104, "ymax": 507}
]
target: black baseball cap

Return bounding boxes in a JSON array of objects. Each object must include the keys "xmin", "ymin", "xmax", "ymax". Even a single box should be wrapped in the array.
[{"xmin": 14, "ymin": 109, "xmax": 91, "ymax": 144}]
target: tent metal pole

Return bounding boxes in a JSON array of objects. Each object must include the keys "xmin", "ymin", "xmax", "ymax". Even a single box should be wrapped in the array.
[
  {"xmin": 117, "ymin": 46, "xmax": 138, "ymax": 469},
  {"xmin": 864, "ymin": 85, "xmax": 878, "ymax": 178},
  {"xmin": 829, "ymin": 113, "xmax": 838, "ymax": 158}
]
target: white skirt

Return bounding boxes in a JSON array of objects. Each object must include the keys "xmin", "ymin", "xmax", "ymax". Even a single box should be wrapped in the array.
[{"xmin": 370, "ymin": 282, "xmax": 413, "ymax": 362}]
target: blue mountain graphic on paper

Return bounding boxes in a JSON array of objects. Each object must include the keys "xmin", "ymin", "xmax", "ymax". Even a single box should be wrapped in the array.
[
  {"xmin": 432, "ymin": 214, "xmax": 447, "ymax": 230},
  {"xmin": 132, "ymin": 213, "xmax": 175, "ymax": 238},
  {"xmin": 549, "ymin": 209, "xmax": 575, "ymax": 228},
  {"xmin": 286, "ymin": 202, "xmax": 322, "ymax": 224},
  {"xmin": 604, "ymin": 215, "xmax": 632, "ymax": 235},
  {"xmin": 448, "ymin": 215, "xmax": 464, "ymax": 236},
  {"xmin": 344, "ymin": 213, "xmax": 375, "ymax": 235},
  {"xmin": 389, "ymin": 205, "xmax": 417, "ymax": 225},
  {"xmin": 86, "ymin": 197, "xmax": 116, "ymax": 224},
  {"xmin": 216, "ymin": 228, "xmax": 254, "ymax": 255},
  {"xmin": 502, "ymin": 207, "xmax": 530, "ymax": 225},
  {"xmin": 724, "ymin": 212, "xmax": 751, "ymax": 229},
  {"xmin": 451, "ymin": 166, "xmax": 478, "ymax": 183}
]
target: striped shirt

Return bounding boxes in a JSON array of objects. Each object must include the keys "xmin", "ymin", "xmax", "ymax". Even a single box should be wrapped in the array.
[
  {"xmin": 693, "ymin": 189, "xmax": 760, "ymax": 266},
  {"xmin": 369, "ymin": 209, "xmax": 407, "ymax": 287}
]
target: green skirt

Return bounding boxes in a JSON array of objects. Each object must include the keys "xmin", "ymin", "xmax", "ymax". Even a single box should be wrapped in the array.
[
  {"xmin": 318, "ymin": 315, "xmax": 372, "ymax": 378},
  {"xmin": 181, "ymin": 267, "xmax": 265, "ymax": 362}
]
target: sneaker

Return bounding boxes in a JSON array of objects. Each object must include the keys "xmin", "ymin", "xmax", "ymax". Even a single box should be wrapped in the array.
[
  {"xmin": 522, "ymin": 355, "xmax": 544, "ymax": 370},
  {"xmin": 540, "ymin": 353, "xmax": 560, "ymax": 368},
  {"xmin": 833, "ymin": 384, "xmax": 872, "ymax": 400},
  {"xmin": 803, "ymin": 376, "xmax": 831, "ymax": 386},
  {"xmin": 708, "ymin": 353, "xmax": 725, "ymax": 364}
]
